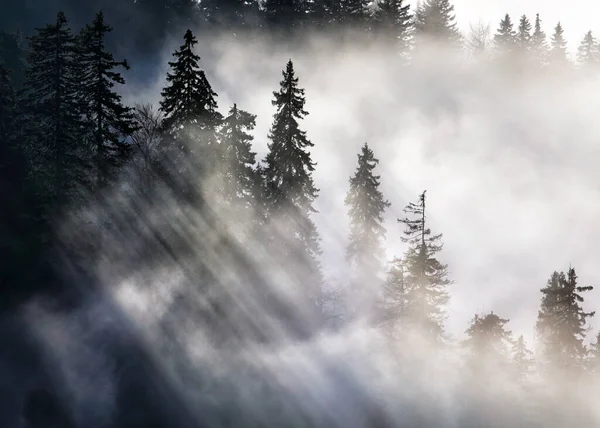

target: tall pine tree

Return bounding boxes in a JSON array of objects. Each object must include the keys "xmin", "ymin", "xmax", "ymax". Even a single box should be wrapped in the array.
[
  {"xmin": 397, "ymin": 191, "xmax": 451, "ymax": 343},
  {"xmin": 515, "ymin": 15, "xmax": 532, "ymax": 52},
  {"xmin": 78, "ymin": 11, "xmax": 137, "ymax": 190},
  {"xmin": 159, "ymin": 29, "xmax": 222, "ymax": 203},
  {"xmin": 263, "ymin": 59, "xmax": 323, "ymax": 333},
  {"xmin": 372, "ymin": 0, "xmax": 412, "ymax": 53},
  {"xmin": 511, "ymin": 334, "xmax": 534, "ymax": 383},
  {"xmin": 494, "ymin": 14, "xmax": 517, "ymax": 56},
  {"xmin": 530, "ymin": 13, "xmax": 548, "ymax": 67},
  {"xmin": 548, "ymin": 22, "xmax": 569, "ymax": 68},
  {"xmin": 218, "ymin": 103, "xmax": 259, "ymax": 208},
  {"xmin": 413, "ymin": 0, "xmax": 462, "ymax": 50},
  {"xmin": 344, "ymin": 143, "xmax": 390, "ymax": 317},
  {"xmin": 21, "ymin": 12, "xmax": 85, "ymax": 209},
  {"xmin": 577, "ymin": 30, "xmax": 599, "ymax": 69},
  {"xmin": 536, "ymin": 267, "xmax": 595, "ymax": 374}
]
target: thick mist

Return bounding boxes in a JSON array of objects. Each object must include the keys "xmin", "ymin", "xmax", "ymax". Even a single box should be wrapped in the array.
[{"xmin": 17, "ymin": 29, "xmax": 600, "ymax": 428}]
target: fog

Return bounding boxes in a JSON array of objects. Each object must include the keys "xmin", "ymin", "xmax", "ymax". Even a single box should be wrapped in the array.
[{"xmin": 14, "ymin": 26, "xmax": 600, "ymax": 428}]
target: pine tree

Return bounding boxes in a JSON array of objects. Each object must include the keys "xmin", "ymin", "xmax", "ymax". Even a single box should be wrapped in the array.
[
  {"xmin": 464, "ymin": 312, "xmax": 513, "ymax": 370},
  {"xmin": 536, "ymin": 267, "xmax": 595, "ymax": 374},
  {"xmin": 78, "ymin": 12, "xmax": 137, "ymax": 190},
  {"xmin": 159, "ymin": 29, "xmax": 222, "ymax": 202},
  {"xmin": 512, "ymin": 334, "xmax": 534, "ymax": 382},
  {"xmin": 372, "ymin": 0, "xmax": 412, "ymax": 53},
  {"xmin": 344, "ymin": 143, "xmax": 391, "ymax": 316},
  {"xmin": 20, "ymin": 12, "xmax": 85, "ymax": 208},
  {"xmin": 577, "ymin": 31, "xmax": 599, "ymax": 69},
  {"xmin": 549, "ymin": 22, "xmax": 568, "ymax": 67},
  {"xmin": 413, "ymin": 0, "xmax": 462, "ymax": 49},
  {"xmin": 397, "ymin": 191, "xmax": 451, "ymax": 343},
  {"xmin": 263, "ymin": 59, "xmax": 323, "ymax": 331},
  {"xmin": 160, "ymin": 29, "xmax": 221, "ymax": 133},
  {"xmin": 530, "ymin": 13, "xmax": 548, "ymax": 67},
  {"xmin": 494, "ymin": 14, "xmax": 517, "ymax": 55},
  {"xmin": 218, "ymin": 103, "xmax": 258, "ymax": 207},
  {"xmin": 515, "ymin": 15, "xmax": 532, "ymax": 51}
]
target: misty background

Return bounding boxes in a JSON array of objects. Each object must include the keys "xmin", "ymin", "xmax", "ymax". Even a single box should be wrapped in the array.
[{"xmin": 2, "ymin": 1, "xmax": 600, "ymax": 427}]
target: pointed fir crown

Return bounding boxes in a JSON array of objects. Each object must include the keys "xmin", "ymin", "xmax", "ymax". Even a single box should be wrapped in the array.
[
  {"xmin": 159, "ymin": 29, "xmax": 220, "ymax": 131},
  {"xmin": 79, "ymin": 12, "xmax": 136, "ymax": 138},
  {"xmin": 345, "ymin": 143, "xmax": 390, "ymax": 226},
  {"xmin": 24, "ymin": 11, "xmax": 78, "ymax": 105},
  {"xmin": 219, "ymin": 103, "xmax": 258, "ymax": 203},
  {"xmin": 537, "ymin": 267, "xmax": 595, "ymax": 344},
  {"xmin": 550, "ymin": 21, "xmax": 568, "ymax": 62},
  {"xmin": 516, "ymin": 14, "xmax": 532, "ymax": 47},
  {"xmin": 532, "ymin": 13, "xmax": 547, "ymax": 44},
  {"xmin": 345, "ymin": 143, "xmax": 391, "ymax": 262},
  {"xmin": 414, "ymin": 0, "xmax": 461, "ymax": 43},
  {"xmin": 494, "ymin": 13, "xmax": 516, "ymax": 49},
  {"xmin": 577, "ymin": 30, "xmax": 598, "ymax": 65},
  {"xmin": 221, "ymin": 102, "xmax": 257, "ymax": 171},
  {"xmin": 265, "ymin": 59, "xmax": 318, "ymax": 211}
]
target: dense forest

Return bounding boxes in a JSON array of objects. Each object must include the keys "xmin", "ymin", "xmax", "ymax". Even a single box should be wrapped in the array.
[{"xmin": 2, "ymin": 1, "xmax": 600, "ymax": 428}]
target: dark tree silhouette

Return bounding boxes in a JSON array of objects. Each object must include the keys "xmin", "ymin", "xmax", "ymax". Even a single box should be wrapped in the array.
[
  {"xmin": 345, "ymin": 143, "xmax": 390, "ymax": 317},
  {"xmin": 397, "ymin": 191, "xmax": 451, "ymax": 343},
  {"xmin": 78, "ymin": 11, "xmax": 137, "ymax": 190}
]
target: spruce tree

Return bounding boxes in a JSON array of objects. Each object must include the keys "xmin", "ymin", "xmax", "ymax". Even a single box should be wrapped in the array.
[
  {"xmin": 159, "ymin": 29, "xmax": 222, "ymax": 202},
  {"xmin": 160, "ymin": 29, "xmax": 221, "ymax": 133},
  {"xmin": 372, "ymin": 0, "xmax": 412, "ymax": 53},
  {"xmin": 515, "ymin": 15, "xmax": 532, "ymax": 51},
  {"xmin": 263, "ymin": 59, "xmax": 323, "ymax": 331},
  {"xmin": 494, "ymin": 14, "xmax": 517, "ymax": 55},
  {"xmin": 512, "ymin": 334, "xmax": 534, "ymax": 382},
  {"xmin": 577, "ymin": 31, "xmax": 599, "ymax": 69},
  {"xmin": 536, "ymin": 267, "xmax": 595, "ymax": 373},
  {"xmin": 218, "ymin": 103, "xmax": 258, "ymax": 207},
  {"xmin": 78, "ymin": 12, "xmax": 137, "ymax": 190},
  {"xmin": 413, "ymin": 0, "xmax": 462, "ymax": 50},
  {"xmin": 20, "ymin": 12, "xmax": 85, "ymax": 208},
  {"xmin": 548, "ymin": 22, "xmax": 569, "ymax": 67},
  {"xmin": 344, "ymin": 143, "xmax": 391, "ymax": 317},
  {"xmin": 397, "ymin": 191, "xmax": 451, "ymax": 343},
  {"xmin": 464, "ymin": 312, "xmax": 513, "ymax": 371},
  {"xmin": 530, "ymin": 13, "xmax": 548, "ymax": 66}
]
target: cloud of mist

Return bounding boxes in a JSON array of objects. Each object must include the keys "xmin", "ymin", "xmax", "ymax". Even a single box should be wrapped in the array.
[{"xmin": 23, "ymin": 29, "xmax": 600, "ymax": 427}]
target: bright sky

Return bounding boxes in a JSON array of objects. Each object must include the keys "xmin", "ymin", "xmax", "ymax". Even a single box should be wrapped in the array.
[{"xmin": 453, "ymin": 0, "xmax": 600, "ymax": 53}]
